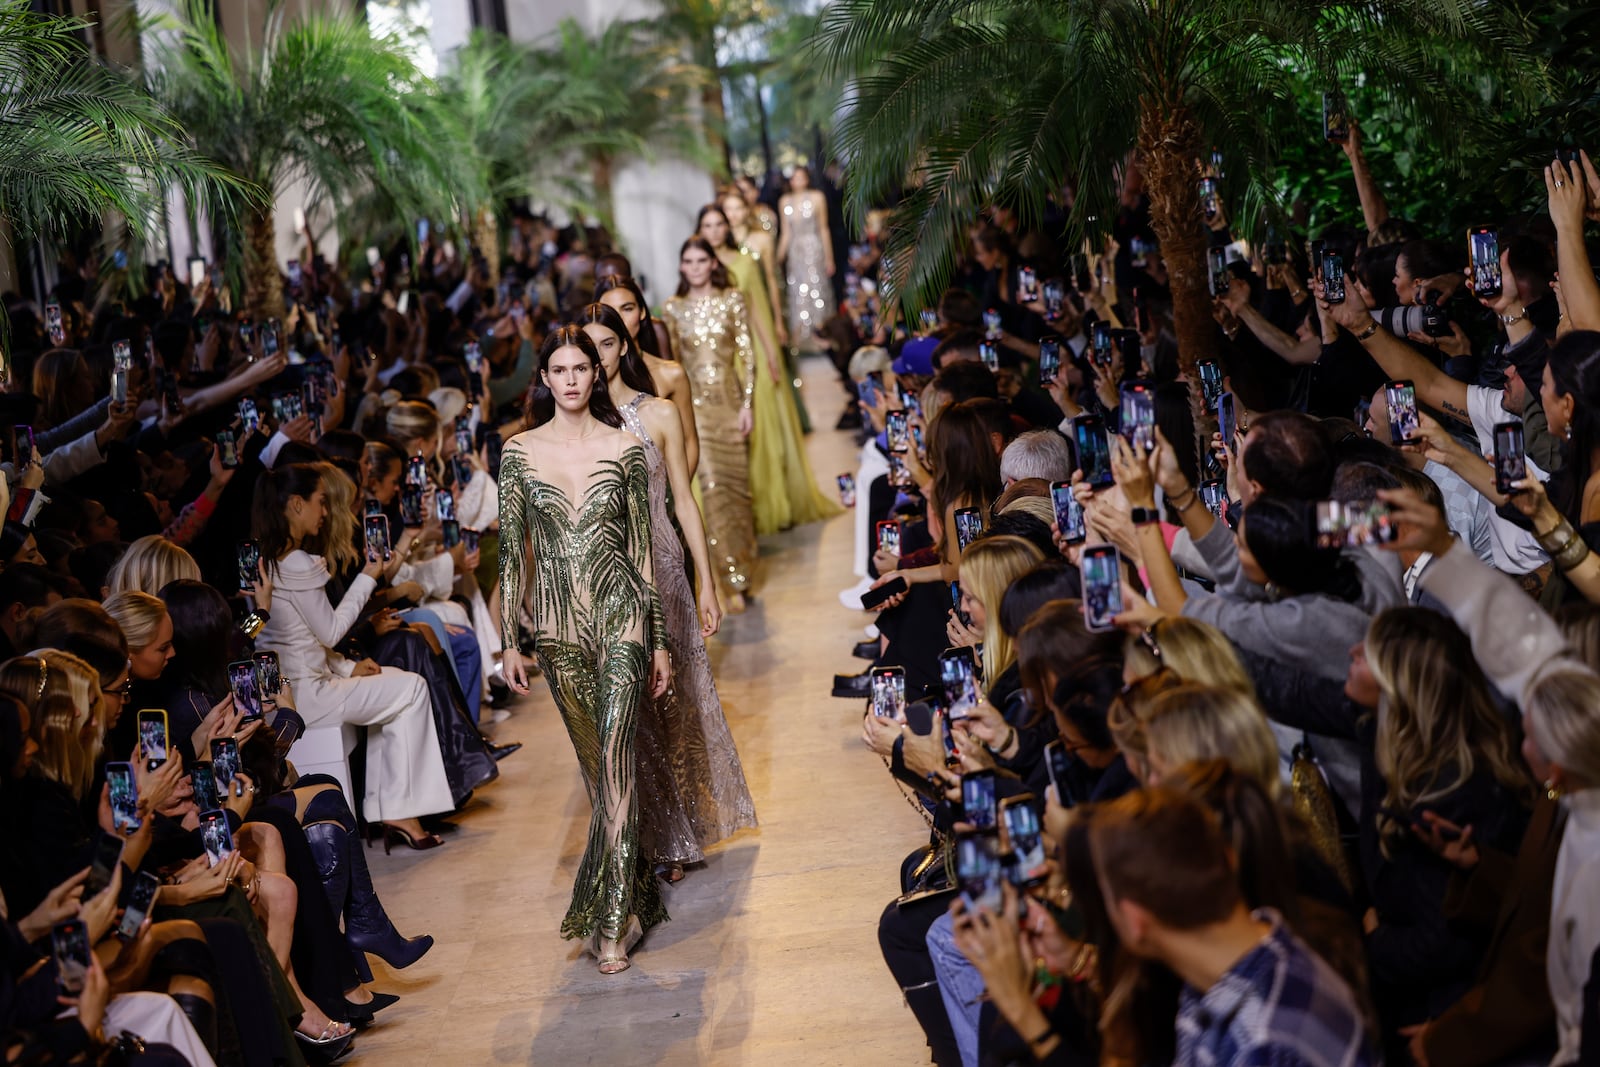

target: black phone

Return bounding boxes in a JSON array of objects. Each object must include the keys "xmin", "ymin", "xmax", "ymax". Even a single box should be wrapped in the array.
[
  {"xmin": 1468, "ymin": 226, "xmax": 1503, "ymax": 299},
  {"xmin": 190, "ymin": 761, "xmax": 221, "ymax": 812},
  {"xmin": 1080, "ymin": 544, "xmax": 1124, "ymax": 633},
  {"xmin": 1073, "ymin": 415, "xmax": 1114, "ymax": 489},
  {"xmin": 955, "ymin": 830, "xmax": 1003, "ymax": 912},
  {"xmin": 364, "ymin": 514, "xmax": 391, "ymax": 562},
  {"xmin": 1051, "ymin": 481, "xmax": 1086, "ymax": 544},
  {"xmin": 1044, "ymin": 739, "xmax": 1073, "ymax": 801},
  {"xmin": 1001, "ymin": 796, "xmax": 1050, "ymax": 888},
  {"xmin": 1206, "ymin": 246, "xmax": 1230, "ymax": 297},
  {"xmin": 441, "ymin": 519, "xmax": 462, "ymax": 549},
  {"xmin": 117, "ymin": 871, "xmax": 162, "ymax": 941},
  {"xmin": 399, "ymin": 485, "xmax": 425, "ymax": 528},
  {"xmin": 272, "ymin": 715, "xmax": 303, "ymax": 760},
  {"xmin": 106, "ymin": 761, "xmax": 140, "ymax": 833},
  {"xmin": 954, "ymin": 506, "xmax": 984, "ymax": 551},
  {"xmin": 1309, "ymin": 240, "xmax": 1327, "ymax": 281},
  {"xmin": 137, "ymin": 708, "xmax": 168, "ymax": 769},
  {"xmin": 1322, "ymin": 92, "xmax": 1350, "ymax": 143},
  {"xmin": 237, "ymin": 540, "xmax": 261, "ymax": 590},
  {"xmin": 1197, "ymin": 360, "xmax": 1223, "ymax": 408},
  {"xmin": 217, "ymin": 429, "xmax": 239, "ymax": 469},
  {"xmin": 198, "ymin": 809, "xmax": 235, "ymax": 867},
  {"xmin": 950, "ymin": 579, "xmax": 972, "ymax": 629},
  {"xmin": 52, "ymin": 919, "xmax": 93, "ymax": 994},
  {"xmin": 886, "ymin": 410, "xmax": 910, "ymax": 452},
  {"xmin": 860, "ymin": 576, "xmax": 908, "ymax": 610},
  {"xmin": 1217, "ymin": 392, "xmax": 1238, "ymax": 449},
  {"xmin": 1322, "ymin": 252, "xmax": 1346, "ymax": 304},
  {"xmin": 1071, "ymin": 254, "xmax": 1092, "ymax": 293},
  {"xmin": 462, "ymin": 527, "xmax": 480, "ymax": 553},
  {"xmin": 940, "ymin": 647, "xmax": 981, "ymax": 722},
  {"xmin": 1090, "ymin": 320, "xmax": 1113, "ymax": 367},
  {"xmin": 210, "ymin": 737, "xmax": 241, "ymax": 797},
  {"xmin": 939, "ymin": 708, "xmax": 961, "ymax": 765},
  {"xmin": 1039, "ymin": 337, "xmax": 1061, "ymax": 386},
  {"xmin": 1119, "ymin": 381, "xmax": 1156, "ymax": 451},
  {"xmin": 12, "ymin": 424, "xmax": 34, "ymax": 464},
  {"xmin": 228, "ymin": 660, "xmax": 264, "ymax": 723},
  {"xmin": 961, "ymin": 769, "xmax": 998, "ymax": 830},
  {"xmin": 871, "ymin": 666, "xmax": 906, "ymax": 719},
  {"xmin": 1385, "ymin": 379, "xmax": 1419, "ymax": 444},
  {"xmin": 84, "ymin": 831, "xmax": 124, "ymax": 900},
  {"xmin": 1494, "ymin": 421, "xmax": 1527, "ymax": 496},
  {"xmin": 875, "ymin": 519, "xmax": 901, "ymax": 556}
]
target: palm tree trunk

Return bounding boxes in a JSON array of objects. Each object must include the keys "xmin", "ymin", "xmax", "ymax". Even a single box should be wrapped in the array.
[
  {"xmin": 243, "ymin": 206, "xmax": 283, "ymax": 324},
  {"xmin": 1137, "ymin": 106, "xmax": 1215, "ymax": 375},
  {"xmin": 592, "ymin": 153, "xmax": 615, "ymax": 229},
  {"xmin": 473, "ymin": 206, "xmax": 500, "ymax": 288},
  {"xmin": 753, "ymin": 71, "xmax": 774, "ymax": 179}
]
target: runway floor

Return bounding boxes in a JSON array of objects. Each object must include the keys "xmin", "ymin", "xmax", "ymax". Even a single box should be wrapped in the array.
[{"xmin": 350, "ymin": 355, "xmax": 933, "ymax": 1065}]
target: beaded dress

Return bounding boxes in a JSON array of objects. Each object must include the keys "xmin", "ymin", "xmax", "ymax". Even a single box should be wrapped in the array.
[
  {"xmin": 497, "ymin": 434, "xmax": 668, "ymax": 941},
  {"xmin": 619, "ymin": 392, "xmax": 757, "ymax": 865},
  {"xmin": 659, "ymin": 289, "xmax": 759, "ymax": 602},
  {"xmin": 782, "ymin": 193, "xmax": 836, "ymax": 345}
]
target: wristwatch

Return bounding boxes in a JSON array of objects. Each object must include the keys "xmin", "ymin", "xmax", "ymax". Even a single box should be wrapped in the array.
[{"xmin": 1130, "ymin": 507, "xmax": 1161, "ymax": 526}]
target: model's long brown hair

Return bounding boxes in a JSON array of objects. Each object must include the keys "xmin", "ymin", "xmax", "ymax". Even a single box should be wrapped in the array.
[
  {"xmin": 523, "ymin": 326, "xmax": 623, "ymax": 430},
  {"xmin": 928, "ymin": 399, "xmax": 1003, "ymax": 554},
  {"xmin": 674, "ymin": 236, "xmax": 732, "ymax": 297}
]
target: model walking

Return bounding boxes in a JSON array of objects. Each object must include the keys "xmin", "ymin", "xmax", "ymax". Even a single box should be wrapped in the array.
[
  {"xmin": 498, "ymin": 325, "xmax": 672, "ymax": 973},
  {"xmin": 659, "ymin": 237, "xmax": 760, "ymax": 612},
  {"xmin": 777, "ymin": 165, "xmax": 836, "ymax": 349},
  {"xmin": 579, "ymin": 303, "xmax": 758, "ymax": 880},
  {"xmin": 698, "ymin": 205, "xmax": 841, "ymax": 536}
]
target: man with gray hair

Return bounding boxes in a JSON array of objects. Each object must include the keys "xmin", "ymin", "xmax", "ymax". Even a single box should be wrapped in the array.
[{"xmin": 999, "ymin": 428, "xmax": 1073, "ymax": 486}]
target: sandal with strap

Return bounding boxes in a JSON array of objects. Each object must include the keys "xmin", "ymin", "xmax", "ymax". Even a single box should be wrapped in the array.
[{"xmin": 590, "ymin": 915, "xmax": 644, "ymax": 975}]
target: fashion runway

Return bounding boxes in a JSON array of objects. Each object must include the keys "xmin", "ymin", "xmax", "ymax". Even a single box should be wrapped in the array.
[{"xmin": 352, "ymin": 354, "xmax": 932, "ymax": 1064}]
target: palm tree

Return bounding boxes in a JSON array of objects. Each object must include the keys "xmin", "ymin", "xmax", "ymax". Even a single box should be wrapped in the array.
[
  {"xmin": 0, "ymin": 0, "xmax": 247, "ymax": 277},
  {"xmin": 820, "ymin": 0, "xmax": 1542, "ymax": 370},
  {"xmin": 142, "ymin": 0, "xmax": 463, "ymax": 319}
]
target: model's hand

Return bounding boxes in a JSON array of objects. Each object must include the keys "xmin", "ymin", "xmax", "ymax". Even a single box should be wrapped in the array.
[
  {"xmin": 737, "ymin": 407, "xmax": 753, "ymax": 437},
  {"xmin": 650, "ymin": 649, "xmax": 671, "ymax": 698},
  {"xmin": 502, "ymin": 649, "xmax": 531, "ymax": 694},
  {"xmin": 351, "ymin": 658, "xmax": 381, "ymax": 677},
  {"xmin": 698, "ymin": 588, "xmax": 722, "ymax": 638}
]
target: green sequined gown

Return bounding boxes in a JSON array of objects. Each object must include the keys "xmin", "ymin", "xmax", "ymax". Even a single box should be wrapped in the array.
[{"xmin": 498, "ymin": 435, "xmax": 669, "ymax": 941}]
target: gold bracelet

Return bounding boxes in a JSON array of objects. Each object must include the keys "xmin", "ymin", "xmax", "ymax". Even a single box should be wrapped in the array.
[
  {"xmin": 1352, "ymin": 321, "xmax": 1380, "ymax": 342},
  {"xmin": 1172, "ymin": 488, "xmax": 1201, "ymax": 512}
]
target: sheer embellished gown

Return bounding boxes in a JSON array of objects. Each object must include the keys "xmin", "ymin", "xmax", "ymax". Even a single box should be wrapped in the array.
[
  {"xmin": 498, "ymin": 437, "xmax": 669, "ymax": 942},
  {"xmin": 619, "ymin": 393, "xmax": 758, "ymax": 867},
  {"xmin": 782, "ymin": 194, "xmax": 836, "ymax": 346},
  {"xmin": 660, "ymin": 289, "xmax": 760, "ymax": 603}
]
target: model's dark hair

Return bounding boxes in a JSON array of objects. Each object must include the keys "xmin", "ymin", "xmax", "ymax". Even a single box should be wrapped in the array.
[
  {"xmin": 251, "ymin": 463, "xmax": 324, "ymax": 570},
  {"xmin": 594, "ymin": 274, "xmax": 661, "ymax": 357},
  {"xmin": 696, "ymin": 204, "xmax": 739, "ymax": 252},
  {"xmin": 675, "ymin": 236, "xmax": 731, "ymax": 297},
  {"xmin": 1546, "ymin": 330, "xmax": 1600, "ymax": 523},
  {"xmin": 524, "ymin": 325, "xmax": 623, "ymax": 430},
  {"xmin": 159, "ymin": 579, "xmax": 233, "ymax": 701},
  {"xmin": 1241, "ymin": 496, "xmax": 1362, "ymax": 602},
  {"xmin": 577, "ymin": 303, "xmax": 656, "ymax": 397}
]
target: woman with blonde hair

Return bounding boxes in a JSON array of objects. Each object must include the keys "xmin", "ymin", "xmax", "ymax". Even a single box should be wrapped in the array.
[
  {"xmin": 104, "ymin": 534, "xmax": 201, "ymax": 596},
  {"xmin": 1122, "ymin": 616, "xmax": 1255, "ymax": 696},
  {"xmin": 0, "ymin": 651, "xmax": 104, "ymax": 801},
  {"xmin": 103, "ymin": 589, "xmax": 175, "ymax": 686},
  {"xmin": 386, "ymin": 400, "xmax": 443, "ymax": 477},
  {"xmin": 949, "ymin": 535, "xmax": 1045, "ymax": 690},
  {"xmin": 1142, "ymin": 683, "xmax": 1281, "ymax": 795}
]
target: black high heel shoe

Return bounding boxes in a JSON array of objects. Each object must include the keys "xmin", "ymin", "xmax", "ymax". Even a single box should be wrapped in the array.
[
  {"xmin": 381, "ymin": 824, "xmax": 444, "ymax": 854},
  {"xmin": 344, "ymin": 992, "xmax": 400, "ymax": 1028}
]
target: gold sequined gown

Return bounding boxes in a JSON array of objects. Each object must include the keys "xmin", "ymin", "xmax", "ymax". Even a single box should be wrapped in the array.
[
  {"xmin": 619, "ymin": 393, "xmax": 757, "ymax": 866},
  {"xmin": 660, "ymin": 289, "xmax": 759, "ymax": 602},
  {"xmin": 497, "ymin": 435, "xmax": 669, "ymax": 941}
]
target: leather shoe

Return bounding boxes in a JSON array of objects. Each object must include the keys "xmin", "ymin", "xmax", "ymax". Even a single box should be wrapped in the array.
[
  {"xmin": 832, "ymin": 671, "xmax": 872, "ymax": 699},
  {"xmin": 485, "ymin": 739, "xmax": 523, "ymax": 760},
  {"xmin": 852, "ymin": 639, "xmax": 880, "ymax": 660}
]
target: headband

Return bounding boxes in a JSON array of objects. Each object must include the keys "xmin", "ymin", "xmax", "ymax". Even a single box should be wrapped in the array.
[{"xmin": 35, "ymin": 657, "xmax": 47, "ymax": 701}]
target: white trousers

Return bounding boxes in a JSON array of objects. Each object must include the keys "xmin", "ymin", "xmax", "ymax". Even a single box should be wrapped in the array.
[{"xmin": 62, "ymin": 992, "xmax": 217, "ymax": 1066}]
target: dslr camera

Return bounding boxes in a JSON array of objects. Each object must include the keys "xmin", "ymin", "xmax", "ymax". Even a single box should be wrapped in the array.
[{"xmin": 1371, "ymin": 289, "xmax": 1451, "ymax": 339}]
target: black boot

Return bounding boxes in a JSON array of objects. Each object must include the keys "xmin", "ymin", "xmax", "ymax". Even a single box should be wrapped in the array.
[
  {"xmin": 171, "ymin": 993, "xmax": 217, "ymax": 1057},
  {"xmin": 345, "ymin": 821, "xmax": 434, "ymax": 973},
  {"xmin": 902, "ymin": 981, "xmax": 962, "ymax": 1067}
]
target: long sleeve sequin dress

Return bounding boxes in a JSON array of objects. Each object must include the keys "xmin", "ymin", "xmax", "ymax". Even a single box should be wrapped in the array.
[
  {"xmin": 619, "ymin": 393, "xmax": 758, "ymax": 865},
  {"xmin": 660, "ymin": 289, "xmax": 759, "ymax": 602},
  {"xmin": 497, "ymin": 434, "xmax": 669, "ymax": 942}
]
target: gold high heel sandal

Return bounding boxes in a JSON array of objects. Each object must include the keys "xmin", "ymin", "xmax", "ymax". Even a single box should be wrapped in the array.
[{"xmin": 589, "ymin": 916, "xmax": 644, "ymax": 975}]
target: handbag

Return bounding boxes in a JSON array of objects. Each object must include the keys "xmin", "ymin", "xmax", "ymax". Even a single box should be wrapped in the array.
[{"xmin": 1289, "ymin": 739, "xmax": 1354, "ymax": 894}]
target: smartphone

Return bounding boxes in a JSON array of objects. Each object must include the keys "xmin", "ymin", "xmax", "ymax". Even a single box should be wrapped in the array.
[
  {"xmin": 1016, "ymin": 266, "xmax": 1039, "ymax": 305},
  {"xmin": 1039, "ymin": 337, "xmax": 1061, "ymax": 386},
  {"xmin": 45, "ymin": 299, "xmax": 65, "ymax": 345},
  {"xmin": 1322, "ymin": 252, "xmax": 1346, "ymax": 304},
  {"xmin": 441, "ymin": 519, "xmax": 462, "ymax": 548},
  {"xmin": 1206, "ymin": 246, "xmax": 1230, "ymax": 297},
  {"xmin": 1199, "ymin": 480, "xmax": 1228, "ymax": 520},
  {"xmin": 417, "ymin": 218, "xmax": 430, "ymax": 244},
  {"xmin": 251, "ymin": 652, "xmax": 281, "ymax": 700},
  {"xmin": 52, "ymin": 919, "xmax": 93, "ymax": 994},
  {"xmin": 940, "ymin": 647, "xmax": 981, "ymax": 722},
  {"xmin": 363, "ymin": 514, "xmax": 391, "ymax": 563},
  {"xmin": 228, "ymin": 661, "xmax": 264, "ymax": 723},
  {"xmin": 1090, "ymin": 320, "xmax": 1113, "ymax": 367},
  {"xmin": 262, "ymin": 324, "xmax": 280, "ymax": 357},
  {"xmin": 283, "ymin": 392, "xmax": 304, "ymax": 422},
  {"xmin": 1494, "ymin": 420, "xmax": 1527, "ymax": 496},
  {"xmin": 463, "ymin": 341, "xmax": 483, "ymax": 375},
  {"xmin": 1071, "ymin": 253, "xmax": 1092, "ymax": 293},
  {"xmin": 1044, "ymin": 739, "xmax": 1074, "ymax": 801},
  {"xmin": 979, "ymin": 341, "xmax": 999, "ymax": 371},
  {"xmin": 954, "ymin": 506, "xmax": 984, "ymax": 551},
  {"xmin": 272, "ymin": 715, "xmax": 303, "ymax": 760},
  {"xmin": 1120, "ymin": 382, "xmax": 1156, "ymax": 451},
  {"xmin": 1322, "ymin": 92, "xmax": 1350, "ymax": 143},
  {"xmin": 405, "ymin": 454, "xmax": 428, "ymax": 488},
  {"xmin": 237, "ymin": 318, "xmax": 256, "ymax": 346},
  {"xmin": 1073, "ymin": 415, "xmax": 1114, "ymax": 489},
  {"xmin": 190, "ymin": 761, "xmax": 220, "ymax": 812},
  {"xmin": 956, "ymin": 831, "xmax": 1004, "ymax": 912},
  {"xmin": 111, "ymin": 364, "xmax": 129, "ymax": 404},
  {"xmin": 887, "ymin": 450, "xmax": 912, "ymax": 489},
  {"xmin": 12, "ymin": 425, "xmax": 34, "ymax": 465},
  {"xmin": 435, "ymin": 488, "xmax": 456, "ymax": 523},
  {"xmin": 1198, "ymin": 177, "xmax": 1219, "ymax": 221},
  {"xmin": 837, "ymin": 473, "xmax": 856, "ymax": 507},
  {"xmin": 982, "ymin": 307, "xmax": 1002, "ymax": 341},
  {"xmin": 1197, "ymin": 360, "xmax": 1223, "ymax": 408},
  {"xmin": 1080, "ymin": 544, "xmax": 1124, "ymax": 633},
  {"xmin": 286, "ymin": 260, "xmax": 303, "ymax": 289},
  {"xmin": 237, "ymin": 540, "xmax": 262, "ymax": 590},
  {"xmin": 1043, "ymin": 279, "xmax": 1065, "ymax": 320},
  {"xmin": 961, "ymin": 769, "xmax": 998, "ymax": 830},
  {"xmin": 897, "ymin": 382, "xmax": 923, "ymax": 419},
  {"xmin": 1001, "ymin": 796, "xmax": 1050, "ymax": 887},
  {"xmin": 919, "ymin": 308, "xmax": 939, "ymax": 333},
  {"xmin": 84, "ymin": 831, "xmax": 124, "ymax": 900},
  {"xmin": 137, "ymin": 709, "xmax": 168, "ymax": 769},
  {"xmin": 1314, "ymin": 500, "xmax": 1398, "ymax": 549},
  {"xmin": 1385, "ymin": 379, "xmax": 1419, "ymax": 444},
  {"xmin": 875, "ymin": 519, "xmax": 902, "ymax": 557},
  {"xmin": 198, "ymin": 809, "xmax": 234, "ymax": 867},
  {"xmin": 210, "ymin": 737, "xmax": 241, "ymax": 797},
  {"xmin": 871, "ymin": 666, "xmax": 907, "ymax": 720},
  {"xmin": 886, "ymin": 410, "xmax": 910, "ymax": 452},
  {"xmin": 216, "ymin": 429, "xmax": 239, "ymax": 469},
  {"xmin": 399, "ymin": 485, "xmax": 425, "ymax": 528},
  {"xmin": 366, "ymin": 246, "xmax": 381, "ymax": 269},
  {"xmin": 1468, "ymin": 225, "xmax": 1503, "ymax": 299},
  {"xmin": 1217, "ymin": 392, "xmax": 1239, "ymax": 450},
  {"xmin": 1051, "ymin": 481, "xmax": 1086, "ymax": 544},
  {"xmin": 106, "ymin": 761, "xmax": 141, "ymax": 833}
]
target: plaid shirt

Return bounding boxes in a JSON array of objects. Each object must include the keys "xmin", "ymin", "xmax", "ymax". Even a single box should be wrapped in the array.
[{"xmin": 1175, "ymin": 910, "xmax": 1376, "ymax": 1067}]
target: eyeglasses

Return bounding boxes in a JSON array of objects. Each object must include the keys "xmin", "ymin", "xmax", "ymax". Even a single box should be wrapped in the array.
[{"xmin": 101, "ymin": 673, "xmax": 133, "ymax": 700}]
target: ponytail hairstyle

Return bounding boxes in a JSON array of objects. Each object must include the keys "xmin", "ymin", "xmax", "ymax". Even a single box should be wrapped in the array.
[
  {"xmin": 577, "ymin": 302, "xmax": 656, "ymax": 397},
  {"xmin": 523, "ymin": 325, "xmax": 623, "ymax": 430},
  {"xmin": 595, "ymin": 274, "xmax": 662, "ymax": 357},
  {"xmin": 251, "ymin": 463, "xmax": 325, "ymax": 571}
]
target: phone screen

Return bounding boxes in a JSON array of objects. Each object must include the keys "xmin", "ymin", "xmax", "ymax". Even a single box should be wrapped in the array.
[
  {"xmin": 1080, "ymin": 545, "xmax": 1124, "ymax": 632},
  {"xmin": 210, "ymin": 738, "xmax": 241, "ymax": 796},
  {"xmin": 254, "ymin": 651, "xmax": 282, "ymax": 696},
  {"xmin": 940, "ymin": 648, "xmax": 980, "ymax": 721},
  {"xmin": 228, "ymin": 661, "xmax": 264, "ymax": 722},
  {"xmin": 875, "ymin": 520, "xmax": 901, "ymax": 556},
  {"xmin": 982, "ymin": 308, "xmax": 1002, "ymax": 341},
  {"xmin": 871, "ymin": 667, "xmax": 906, "ymax": 719},
  {"xmin": 441, "ymin": 519, "xmax": 462, "ymax": 548},
  {"xmin": 1002, "ymin": 799, "xmax": 1049, "ymax": 886},
  {"xmin": 1323, "ymin": 92, "xmax": 1350, "ymax": 142},
  {"xmin": 1198, "ymin": 361, "xmax": 1223, "ymax": 407},
  {"xmin": 364, "ymin": 514, "xmax": 391, "ymax": 562},
  {"xmin": 887, "ymin": 451, "xmax": 912, "ymax": 489},
  {"xmin": 1469, "ymin": 226, "xmax": 1503, "ymax": 298},
  {"xmin": 1314, "ymin": 500, "xmax": 1398, "ymax": 549},
  {"xmin": 399, "ymin": 485, "xmax": 425, "ymax": 528},
  {"xmin": 1045, "ymin": 739, "xmax": 1073, "ymax": 800},
  {"xmin": 237, "ymin": 541, "xmax": 261, "ymax": 590},
  {"xmin": 954, "ymin": 507, "xmax": 984, "ymax": 551},
  {"xmin": 1017, "ymin": 266, "xmax": 1039, "ymax": 304},
  {"xmin": 956, "ymin": 831, "xmax": 1003, "ymax": 912},
  {"xmin": 1043, "ymin": 280, "xmax": 1065, "ymax": 320},
  {"xmin": 1385, "ymin": 380, "xmax": 1419, "ymax": 443},
  {"xmin": 886, "ymin": 410, "xmax": 910, "ymax": 452},
  {"xmin": 1039, "ymin": 337, "xmax": 1061, "ymax": 386},
  {"xmin": 837, "ymin": 474, "xmax": 856, "ymax": 507},
  {"xmin": 405, "ymin": 455, "xmax": 428, "ymax": 487},
  {"xmin": 217, "ymin": 429, "xmax": 239, "ymax": 469},
  {"xmin": 238, "ymin": 398, "xmax": 261, "ymax": 434},
  {"xmin": 52, "ymin": 920, "xmax": 92, "ymax": 994},
  {"xmin": 979, "ymin": 342, "xmax": 999, "ymax": 370},
  {"xmin": 190, "ymin": 761, "xmax": 220, "ymax": 811},
  {"xmin": 1217, "ymin": 392, "xmax": 1238, "ymax": 449},
  {"xmin": 107, "ymin": 762, "xmax": 141, "ymax": 833},
  {"xmin": 1199, "ymin": 480, "xmax": 1228, "ymax": 520},
  {"xmin": 1206, "ymin": 247, "xmax": 1230, "ymax": 297},
  {"xmin": 117, "ymin": 872, "xmax": 162, "ymax": 941},
  {"xmin": 1051, "ymin": 481, "xmax": 1086, "ymax": 544},
  {"xmin": 961, "ymin": 770, "xmax": 998, "ymax": 830},
  {"xmin": 1120, "ymin": 383, "xmax": 1156, "ymax": 451},
  {"xmin": 199, "ymin": 809, "xmax": 235, "ymax": 867},
  {"xmin": 1322, "ymin": 253, "xmax": 1346, "ymax": 304},
  {"xmin": 137, "ymin": 710, "xmax": 168, "ymax": 768},
  {"xmin": 1494, "ymin": 421, "xmax": 1526, "ymax": 496},
  {"xmin": 1074, "ymin": 416, "xmax": 1113, "ymax": 488},
  {"xmin": 1090, "ymin": 321, "xmax": 1112, "ymax": 366}
]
